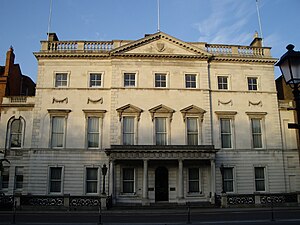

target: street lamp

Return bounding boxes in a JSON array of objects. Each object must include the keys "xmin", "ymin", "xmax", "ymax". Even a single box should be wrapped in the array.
[
  {"xmin": 275, "ymin": 44, "xmax": 300, "ymax": 148},
  {"xmin": 101, "ymin": 164, "xmax": 108, "ymax": 195}
]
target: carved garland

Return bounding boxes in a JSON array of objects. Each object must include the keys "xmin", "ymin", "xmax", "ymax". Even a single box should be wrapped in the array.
[
  {"xmin": 52, "ymin": 97, "xmax": 68, "ymax": 104},
  {"xmin": 87, "ymin": 97, "xmax": 103, "ymax": 104},
  {"xmin": 249, "ymin": 100, "xmax": 262, "ymax": 107},
  {"xmin": 218, "ymin": 100, "xmax": 233, "ymax": 106}
]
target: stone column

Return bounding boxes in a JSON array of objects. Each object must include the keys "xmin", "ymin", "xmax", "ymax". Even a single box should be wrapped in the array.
[
  {"xmin": 109, "ymin": 160, "xmax": 115, "ymax": 203},
  {"xmin": 210, "ymin": 159, "xmax": 216, "ymax": 204},
  {"xmin": 142, "ymin": 159, "xmax": 150, "ymax": 205},
  {"xmin": 178, "ymin": 159, "xmax": 184, "ymax": 201}
]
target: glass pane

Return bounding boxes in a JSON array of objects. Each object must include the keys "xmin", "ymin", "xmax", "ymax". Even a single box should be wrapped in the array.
[
  {"xmin": 50, "ymin": 168, "xmax": 62, "ymax": 179},
  {"xmin": 189, "ymin": 168, "xmax": 199, "ymax": 180},
  {"xmin": 87, "ymin": 168, "xmax": 98, "ymax": 180},
  {"xmin": 255, "ymin": 181, "xmax": 265, "ymax": 191},
  {"xmin": 123, "ymin": 168, "xmax": 134, "ymax": 180},
  {"xmin": 10, "ymin": 134, "xmax": 22, "ymax": 147},
  {"xmin": 87, "ymin": 181, "xmax": 97, "ymax": 193},
  {"xmin": 255, "ymin": 167, "xmax": 264, "ymax": 179},
  {"xmin": 88, "ymin": 117, "xmax": 99, "ymax": 132},
  {"xmin": 189, "ymin": 181, "xmax": 199, "ymax": 192},
  {"xmin": 50, "ymin": 181, "xmax": 61, "ymax": 192},
  {"xmin": 156, "ymin": 118, "xmax": 166, "ymax": 132},
  {"xmin": 187, "ymin": 118, "xmax": 198, "ymax": 132},
  {"xmin": 224, "ymin": 168, "xmax": 233, "ymax": 179},
  {"xmin": 11, "ymin": 120, "xmax": 22, "ymax": 132},
  {"xmin": 224, "ymin": 181, "xmax": 233, "ymax": 192}
]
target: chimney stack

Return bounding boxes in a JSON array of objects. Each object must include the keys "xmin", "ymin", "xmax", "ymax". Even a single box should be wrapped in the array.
[{"xmin": 4, "ymin": 46, "xmax": 15, "ymax": 76}]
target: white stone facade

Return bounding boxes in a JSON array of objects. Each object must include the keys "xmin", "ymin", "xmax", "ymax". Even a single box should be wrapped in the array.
[{"xmin": 0, "ymin": 32, "xmax": 299, "ymax": 206}]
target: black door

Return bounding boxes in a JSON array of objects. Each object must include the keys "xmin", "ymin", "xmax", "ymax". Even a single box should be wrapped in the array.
[{"xmin": 155, "ymin": 167, "xmax": 169, "ymax": 202}]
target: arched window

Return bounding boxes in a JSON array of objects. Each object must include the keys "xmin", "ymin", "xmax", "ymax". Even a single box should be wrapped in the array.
[{"xmin": 8, "ymin": 117, "xmax": 25, "ymax": 148}]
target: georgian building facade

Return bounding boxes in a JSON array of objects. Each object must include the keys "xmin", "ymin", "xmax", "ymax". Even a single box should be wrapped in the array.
[{"xmin": 0, "ymin": 32, "xmax": 299, "ymax": 206}]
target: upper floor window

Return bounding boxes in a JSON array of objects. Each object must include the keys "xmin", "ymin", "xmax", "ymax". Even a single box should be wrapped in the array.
[
  {"xmin": 49, "ymin": 167, "xmax": 63, "ymax": 194},
  {"xmin": 185, "ymin": 74, "xmax": 197, "ymax": 88},
  {"xmin": 55, "ymin": 73, "xmax": 68, "ymax": 87},
  {"xmin": 123, "ymin": 117, "xmax": 135, "ymax": 145},
  {"xmin": 251, "ymin": 118, "xmax": 262, "ymax": 148},
  {"xmin": 89, "ymin": 73, "xmax": 102, "ymax": 87},
  {"xmin": 220, "ymin": 118, "xmax": 232, "ymax": 148},
  {"xmin": 87, "ymin": 117, "xmax": 100, "ymax": 148},
  {"xmin": 187, "ymin": 117, "xmax": 198, "ymax": 145},
  {"xmin": 124, "ymin": 73, "xmax": 136, "ymax": 87},
  {"xmin": 218, "ymin": 76, "xmax": 228, "ymax": 90},
  {"xmin": 248, "ymin": 77, "xmax": 258, "ymax": 91},
  {"xmin": 155, "ymin": 117, "xmax": 167, "ymax": 145},
  {"xmin": 51, "ymin": 116, "xmax": 65, "ymax": 148},
  {"xmin": 155, "ymin": 73, "xmax": 167, "ymax": 88},
  {"xmin": 9, "ymin": 118, "xmax": 24, "ymax": 148}
]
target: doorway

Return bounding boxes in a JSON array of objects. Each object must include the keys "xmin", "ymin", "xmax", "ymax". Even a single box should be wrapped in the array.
[{"xmin": 155, "ymin": 166, "xmax": 169, "ymax": 202}]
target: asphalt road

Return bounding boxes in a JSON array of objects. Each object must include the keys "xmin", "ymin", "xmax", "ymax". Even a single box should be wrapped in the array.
[{"xmin": 1, "ymin": 207, "xmax": 300, "ymax": 225}]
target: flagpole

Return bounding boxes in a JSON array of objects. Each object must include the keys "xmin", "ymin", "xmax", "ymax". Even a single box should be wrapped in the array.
[
  {"xmin": 256, "ymin": 0, "xmax": 264, "ymax": 46},
  {"xmin": 157, "ymin": 0, "xmax": 160, "ymax": 32},
  {"xmin": 47, "ymin": 0, "xmax": 53, "ymax": 40}
]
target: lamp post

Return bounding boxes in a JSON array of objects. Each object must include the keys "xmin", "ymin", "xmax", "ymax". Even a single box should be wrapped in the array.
[
  {"xmin": 219, "ymin": 164, "xmax": 225, "ymax": 194},
  {"xmin": 275, "ymin": 44, "xmax": 300, "ymax": 154},
  {"xmin": 101, "ymin": 164, "xmax": 108, "ymax": 195}
]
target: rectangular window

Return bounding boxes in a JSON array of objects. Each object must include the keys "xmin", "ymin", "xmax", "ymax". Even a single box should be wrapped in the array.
[
  {"xmin": 220, "ymin": 118, "xmax": 232, "ymax": 148},
  {"xmin": 123, "ymin": 117, "xmax": 134, "ymax": 145},
  {"xmin": 224, "ymin": 168, "xmax": 234, "ymax": 192},
  {"xmin": 187, "ymin": 118, "xmax": 198, "ymax": 145},
  {"xmin": 86, "ymin": 168, "xmax": 98, "ymax": 194},
  {"xmin": 185, "ymin": 74, "xmax": 196, "ymax": 88},
  {"xmin": 255, "ymin": 167, "xmax": 265, "ymax": 191},
  {"xmin": 155, "ymin": 117, "xmax": 167, "ymax": 145},
  {"xmin": 55, "ymin": 73, "xmax": 68, "ymax": 87},
  {"xmin": 251, "ymin": 119, "xmax": 262, "ymax": 148},
  {"xmin": 1, "ymin": 167, "xmax": 9, "ymax": 189},
  {"xmin": 218, "ymin": 76, "xmax": 228, "ymax": 90},
  {"xmin": 248, "ymin": 77, "xmax": 258, "ymax": 90},
  {"xmin": 155, "ymin": 73, "xmax": 167, "ymax": 87},
  {"xmin": 87, "ymin": 117, "xmax": 100, "ymax": 148},
  {"xmin": 124, "ymin": 73, "xmax": 136, "ymax": 87},
  {"xmin": 14, "ymin": 167, "xmax": 23, "ymax": 190},
  {"xmin": 89, "ymin": 73, "xmax": 102, "ymax": 87},
  {"xmin": 49, "ymin": 167, "xmax": 62, "ymax": 193},
  {"xmin": 51, "ymin": 117, "xmax": 65, "ymax": 148},
  {"xmin": 122, "ymin": 168, "xmax": 134, "ymax": 193},
  {"xmin": 188, "ymin": 168, "xmax": 200, "ymax": 193}
]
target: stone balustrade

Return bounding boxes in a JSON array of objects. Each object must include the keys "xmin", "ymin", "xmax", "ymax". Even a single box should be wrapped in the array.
[{"xmin": 41, "ymin": 41, "xmax": 114, "ymax": 52}]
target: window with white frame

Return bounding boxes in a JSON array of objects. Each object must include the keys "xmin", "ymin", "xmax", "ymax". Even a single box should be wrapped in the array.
[
  {"xmin": 248, "ymin": 77, "xmax": 258, "ymax": 91},
  {"xmin": 49, "ymin": 167, "xmax": 63, "ymax": 193},
  {"xmin": 14, "ymin": 167, "xmax": 23, "ymax": 190},
  {"xmin": 0, "ymin": 167, "xmax": 9, "ymax": 189},
  {"xmin": 220, "ymin": 118, "xmax": 232, "ymax": 148},
  {"xmin": 89, "ymin": 73, "xmax": 102, "ymax": 87},
  {"xmin": 188, "ymin": 168, "xmax": 200, "ymax": 193},
  {"xmin": 187, "ymin": 117, "xmax": 198, "ymax": 145},
  {"xmin": 155, "ymin": 73, "xmax": 167, "ymax": 87},
  {"xmin": 86, "ymin": 168, "xmax": 99, "ymax": 194},
  {"xmin": 254, "ymin": 167, "xmax": 266, "ymax": 192},
  {"xmin": 9, "ymin": 118, "xmax": 24, "ymax": 148},
  {"xmin": 51, "ymin": 116, "xmax": 66, "ymax": 148},
  {"xmin": 185, "ymin": 74, "xmax": 197, "ymax": 88},
  {"xmin": 155, "ymin": 117, "xmax": 167, "ymax": 145},
  {"xmin": 223, "ymin": 167, "xmax": 234, "ymax": 192},
  {"xmin": 122, "ymin": 168, "xmax": 134, "ymax": 193},
  {"xmin": 87, "ymin": 117, "xmax": 100, "ymax": 148},
  {"xmin": 124, "ymin": 73, "xmax": 136, "ymax": 87},
  {"xmin": 55, "ymin": 73, "xmax": 68, "ymax": 87},
  {"xmin": 123, "ymin": 117, "xmax": 135, "ymax": 145},
  {"xmin": 251, "ymin": 118, "xmax": 262, "ymax": 148},
  {"xmin": 218, "ymin": 76, "xmax": 228, "ymax": 90}
]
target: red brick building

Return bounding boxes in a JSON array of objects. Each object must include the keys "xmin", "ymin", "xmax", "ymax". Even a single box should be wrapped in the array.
[{"xmin": 0, "ymin": 47, "xmax": 35, "ymax": 104}]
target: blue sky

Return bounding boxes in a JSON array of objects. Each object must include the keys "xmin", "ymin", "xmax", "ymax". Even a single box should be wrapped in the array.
[{"xmin": 1, "ymin": 0, "xmax": 300, "ymax": 82}]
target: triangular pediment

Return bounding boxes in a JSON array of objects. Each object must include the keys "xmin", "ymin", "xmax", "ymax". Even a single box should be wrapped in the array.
[
  {"xmin": 180, "ymin": 105, "xmax": 206, "ymax": 121},
  {"xmin": 111, "ymin": 32, "xmax": 210, "ymax": 58},
  {"xmin": 116, "ymin": 104, "xmax": 143, "ymax": 121},
  {"xmin": 149, "ymin": 104, "xmax": 175, "ymax": 121}
]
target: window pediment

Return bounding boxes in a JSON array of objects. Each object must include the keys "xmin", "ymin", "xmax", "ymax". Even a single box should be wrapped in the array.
[
  {"xmin": 149, "ymin": 104, "xmax": 175, "ymax": 121},
  {"xmin": 180, "ymin": 105, "xmax": 206, "ymax": 121},
  {"xmin": 47, "ymin": 109, "xmax": 71, "ymax": 115},
  {"xmin": 116, "ymin": 104, "xmax": 143, "ymax": 121},
  {"xmin": 82, "ymin": 109, "xmax": 106, "ymax": 118}
]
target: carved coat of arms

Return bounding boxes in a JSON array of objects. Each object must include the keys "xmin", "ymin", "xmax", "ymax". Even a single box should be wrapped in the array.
[{"xmin": 156, "ymin": 42, "xmax": 165, "ymax": 52}]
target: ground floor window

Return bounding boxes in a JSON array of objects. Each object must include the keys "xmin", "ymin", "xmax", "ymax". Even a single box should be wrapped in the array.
[
  {"xmin": 86, "ymin": 168, "xmax": 98, "ymax": 194},
  {"xmin": 188, "ymin": 168, "xmax": 200, "ymax": 193},
  {"xmin": 1, "ymin": 167, "xmax": 9, "ymax": 189},
  {"xmin": 223, "ymin": 167, "xmax": 234, "ymax": 192},
  {"xmin": 254, "ymin": 167, "xmax": 265, "ymax": 192},
  {"xmin": 49, "ymin": 167, "xmax": 62, "ymax": 193},
  {"xmin": 122, "ymin": 168, "xmax": 134, "ymax": 193},
  {"xmin": 14, "ymin": 166, "xmax": 23, "ymax": 190}
]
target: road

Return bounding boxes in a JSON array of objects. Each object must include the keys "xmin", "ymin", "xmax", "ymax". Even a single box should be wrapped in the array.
[{"xmin": 0, "ymin": 207, "xmax": 300, "ymax": 225}]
